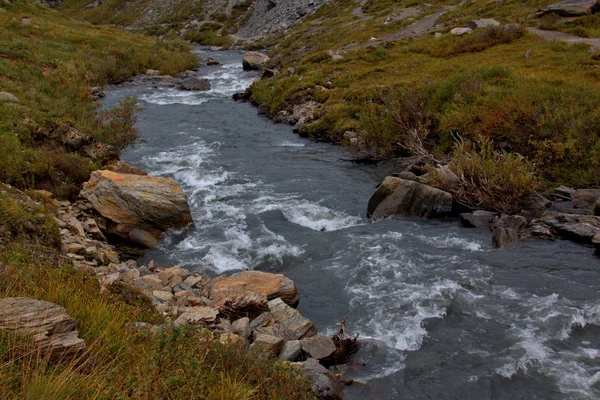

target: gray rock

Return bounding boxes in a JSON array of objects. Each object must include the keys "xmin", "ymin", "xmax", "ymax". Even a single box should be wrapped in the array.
[
  {"xmin": 543, "ymin": 0, "xmax": 600, "ymax": 16},
  {"xmin": 450, "ymin": 27, "xmax": 472, "ymax": 35},
  {"xmin": 174, "ymin": 306, "xmax": 219, "ymax": 325},
  {"xmin": 180, "ymin": 77, "xmax": 211, "ymax": 91},
  {"xmin": 301, "ymin": 334, "xmax": 336, "ymax": 360},
  {"xmin": 252, "ymin": 333, "xmax": 284, "ymax": 357},
  {"xmin": 572, "ymin": 189, "xmax": 600, "ymax": 215},
  {"xmin": 0, "ymin": 91, "xmax": 19, "ymax": 102},
  {"xmin": 460, "ymin": 210, "xmax": 498, "ymax": 228},
  {"xmin": 232, "ymin": 317, "xmax": 250, "ymax": 339},
  {"xmin": 369, "ymin": 178, "xmax": 454, "ymax": 220},
  {"xmin": 534, "ymin": 212, "xmax": 600, "ymax": 242},
  {"xmin": 268, "ymin": 298, "xmax": 316, "ymax": 339},
  {"xmin": 0, "ymin": 298, "xmax": 85, "ymax": 361},
  {"xmin": 291, "ymin": 358, "xmax": 344, "ymax": 400},
  {"xmin": 492, "ymin": 214, "xmax": 528, "ymax": 247},
  {"xmin": 152, "ymin": 290, "xmax": 173, "ymax": 302},
  {"xmin": 467, "ymin": 19, "xmax": 500, "ymax": 29},
  {"xmin": 550, "ymin": 185, "xmax": 576, "ymax": 201},
  {"xmin": 242, "ymin": 51, "xmax": 270, "ymax": 71},
  {"xmin": 279, "ymin": 340, "xmax": 303, "ymax": 361},
  {"xmin": 397, "ymin": 171, "xmax": 417, "ymax": 180}
]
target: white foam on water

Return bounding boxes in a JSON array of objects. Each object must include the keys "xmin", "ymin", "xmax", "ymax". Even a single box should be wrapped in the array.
[
  {"xmin": 277, "ymin": 141, "xmax": 306, "ymax": 147},
  {"xmin": 281, "ymin": 201, "xmax": 363, "ymax": 231},
  {"xmin": 417, "ymin": 233, "xmax": 484, "ymax": 252},
  {"xmin": 140, "ymin": 89, "xmax": 210, "ymax": 105}
]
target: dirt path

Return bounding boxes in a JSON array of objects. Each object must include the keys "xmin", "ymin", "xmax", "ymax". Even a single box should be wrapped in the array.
[{"xmin": 529, "ymin": 27, "xmax": 600, "ymax": 49}]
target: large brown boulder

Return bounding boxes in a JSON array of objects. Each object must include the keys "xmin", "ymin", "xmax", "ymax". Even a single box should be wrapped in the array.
[
  {"xmin": 0, "ymin": 298, "xmax": 86, "ymax": 361},
  {"xmin": 368, "ymin": 177, "xmax": 454, "ymax": 220},
  {"xmin": 209, "ymin": 270, "xmax": 299, "ymax": 307},
  {"xmin": 80, "ymin": 170, "xmax": 193, "ymax": 247},
  {"xmin": 242, "ymin": 51, "xmax": 270, "ymax": 71}
]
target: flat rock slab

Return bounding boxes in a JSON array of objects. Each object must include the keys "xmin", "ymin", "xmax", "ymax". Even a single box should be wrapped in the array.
[
  {"xmin": 0, "ymin": 297, "xmax": 85, "ymax": 361},
  {"xmin": 279, "ymin": 339, "xmax": 303, "ymax": 361},
  {"xmin": 174, "ymin": 306, "xmax": 219, "ymax": 325},
  {"xmin": 535, "ymin": 212, "xmax": 600, "ymax": 242},
  {"xmin": 301, "ymin": 334, "xmax": 336, "ymax": 360},
  {"xmin": 0, "ymin": 91, "xmax": 19, "ymax": 102},
  {"xmin": 460, "ymin": 210, "xmax": 498, "ymax": 228},
  {"xmin": 210, "ymin": 270, "xmax": 299, "ymax": 306},
  {"xmin": 268, "ymin": 298, "xmax": 316, "ymax": 339}
]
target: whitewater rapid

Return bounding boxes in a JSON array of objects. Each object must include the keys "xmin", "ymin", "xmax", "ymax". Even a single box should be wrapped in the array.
[{"xmin": 108, "ymin": 48, "xmax": 600, "ymax": 400}]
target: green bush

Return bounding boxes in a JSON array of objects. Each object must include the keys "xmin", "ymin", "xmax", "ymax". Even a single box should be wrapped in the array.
[{"xmin": 429, "ymin": 137, "xmax": 539, "ymax": 213}]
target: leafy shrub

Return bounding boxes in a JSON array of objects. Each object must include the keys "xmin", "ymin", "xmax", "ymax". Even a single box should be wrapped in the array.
[
  {"xmin": 429, "ymin": 137, "xmax": 539, "ymax": 213},
  {"xmin": 93, "ymin": 97, "xmax": 142, "ymax": 150}
]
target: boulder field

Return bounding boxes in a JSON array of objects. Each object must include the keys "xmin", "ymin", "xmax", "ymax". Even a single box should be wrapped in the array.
[
  {"xmin": 367, "ymin": 174, "xmax": 600, "ymax": 254},
  {"xmin": 17, "ymin": 165, "xmax": 349, "ymax": 399}
]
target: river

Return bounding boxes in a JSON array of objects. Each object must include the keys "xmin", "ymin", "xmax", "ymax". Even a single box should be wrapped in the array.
[{"xmin": 104, "ymin": 49, "xmax": 600, "ymax": 399}]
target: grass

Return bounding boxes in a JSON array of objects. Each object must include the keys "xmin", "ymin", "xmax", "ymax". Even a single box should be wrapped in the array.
[
  {"xmin": 246, "ymin": 0, "xmax": 600, "ymax": 201},
  {"xmin": 0, "ymin": 242, "xmax": 315, "ymax": 399},
  {"xmin": 0, "ymin": 0, "xmax": 197, "ymax": 198}
]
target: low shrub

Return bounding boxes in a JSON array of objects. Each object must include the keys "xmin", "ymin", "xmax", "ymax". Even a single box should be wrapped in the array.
[
  {"xmin": 429, "ymin": 137, "xmax": 539, "ymax": 213},
  {"xmin": 93, "ymin": 96, "xmax": 142, "ymax": 150}
]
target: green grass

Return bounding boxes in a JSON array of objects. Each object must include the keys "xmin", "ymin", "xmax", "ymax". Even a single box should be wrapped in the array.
[
  {"xmin": 0, "ymin": 242, "xmax": 315, "ymax": 399},
  {"xmin": 247, "ymin": 0, "xmax": 600, "ymax": 193},
  {"xmin": 0, "ymin": 0, "xmax": 197, "ymax": 197}
]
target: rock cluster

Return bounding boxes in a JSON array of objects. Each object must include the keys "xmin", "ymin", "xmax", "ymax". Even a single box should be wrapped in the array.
[{"xmin": 50, "ymin": 170, "xmax": 344, "ymax": 399}]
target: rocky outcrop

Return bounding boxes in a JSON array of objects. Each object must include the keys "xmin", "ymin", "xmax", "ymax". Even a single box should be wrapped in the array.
[
  {"xmin": 368, "ymin": 177, "xmax": 454, "ymax": 220},
  {"xmin": 180, "ymin": 77, "xmax": 211, "ymax": 91},
  {"xmin": 236, "ymin": 0, "xmax": 327, "ymax": 38},
  {"xmin": 0, "ymin": 298, "xmax": 86, "ymax": 361},
  {"xmin": 80, "ymin": 170, "xmax": 193, "ymax": 247},
  {"xmin": 572, "ymin": 189, "xmax": 600, "ymax": 215},
  {"xmin": 209, "ymin": 270, "xmax": 299, "ymax": 306},
  {"xmin": 242, "ymin": 51, "xmax": 270, "ymax": 71},
  {"xmin": 533, "ymin": 212, "xmax": 600, "ymax": 242},
  {"xmin": 542, "ymin": 0, "xmax": 600, "ymax": 16}
]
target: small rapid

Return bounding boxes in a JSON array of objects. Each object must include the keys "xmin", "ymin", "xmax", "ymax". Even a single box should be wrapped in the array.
[{"xmin": 104, "ymin": 49, "xmax": 600, "ymax": 399}]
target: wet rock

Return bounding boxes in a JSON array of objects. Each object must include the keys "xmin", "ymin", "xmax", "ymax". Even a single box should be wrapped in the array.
[
  {"xmin": 460, "ymin": 210, "xmax": 498, "ymax": 228},
  {"xmin": 279, "ymin": 339, "xmax": 303, "ymax": 361},
  {"xmin": 252, "ymin": 333, "xmax": 284, "ymax": 357},
  {"xmin": 268, "ymin": 298, "xmax": 316, "ymax": 339},
  {"xmin": 535, "ymin": 212, "xmax": 600, "ymax": 242},
  {"xmin": 242, "ymin": 51, "xmax": 270, "ymax": 71},
  {"xmin": 232, "ymin": 91, "xmax": 251, "ymax": 102},
  {"xmin": 180, "ymin": 77, "xmax": 211, "ymax": 91},
  {"xmin": 301, "ymin": 334, "xmax": 336, "ymax": 360},
  {"xmin": 467, "ymin": 19, "xmax": 500, "ymax": 29},
  {"xmin": 0, "ymin": 91, "xmax": 19, "ymax": 102},
  {"xmin": 209, "ymin": 270, "xmax": 299, "ymax": 306},
  {"xmin": 80, "ymin": 170, "xmax": 193, "ymax": 247},
  {"xmin": 492, "ymin": 214, "xmax": 528, "ymax": 247},
  {"xmin": 543, "ymin": 0, "xmax": 600, "ymax": 16},
  {"xmin": 573, "ymin": 189, "xmax": 600, "ymax": 215},
  {"xmin": 0, "ymin": 298, "xmax": 85, "ymax": 361},
  {"xmin": 369, "ymin": 178, "xmax": 454, "ymax": 220}
]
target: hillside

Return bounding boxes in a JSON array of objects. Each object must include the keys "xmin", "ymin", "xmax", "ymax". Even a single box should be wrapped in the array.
[{"xmin": 0, "ymin": 2, "xmax": 316, "ymax": 398}]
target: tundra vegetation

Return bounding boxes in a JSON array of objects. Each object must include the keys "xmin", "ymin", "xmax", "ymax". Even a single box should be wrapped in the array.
[
  {"xmin": 0, "ymin": 1, "xmax": 314, "ymax": 398},
  {"xmin": 246, "ymin": 0, "xmax": 600, "ymax": 211}
]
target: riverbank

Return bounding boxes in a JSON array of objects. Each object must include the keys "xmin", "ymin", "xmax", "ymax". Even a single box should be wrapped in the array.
[{"xmin": 0, "ymin": 2, "xmax": 321, "ymax": 398}]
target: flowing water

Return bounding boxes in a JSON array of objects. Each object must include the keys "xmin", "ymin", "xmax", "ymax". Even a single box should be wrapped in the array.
[{"xmin": 106, "ymin": 49, "xmax": 600, "ymax": 399}]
